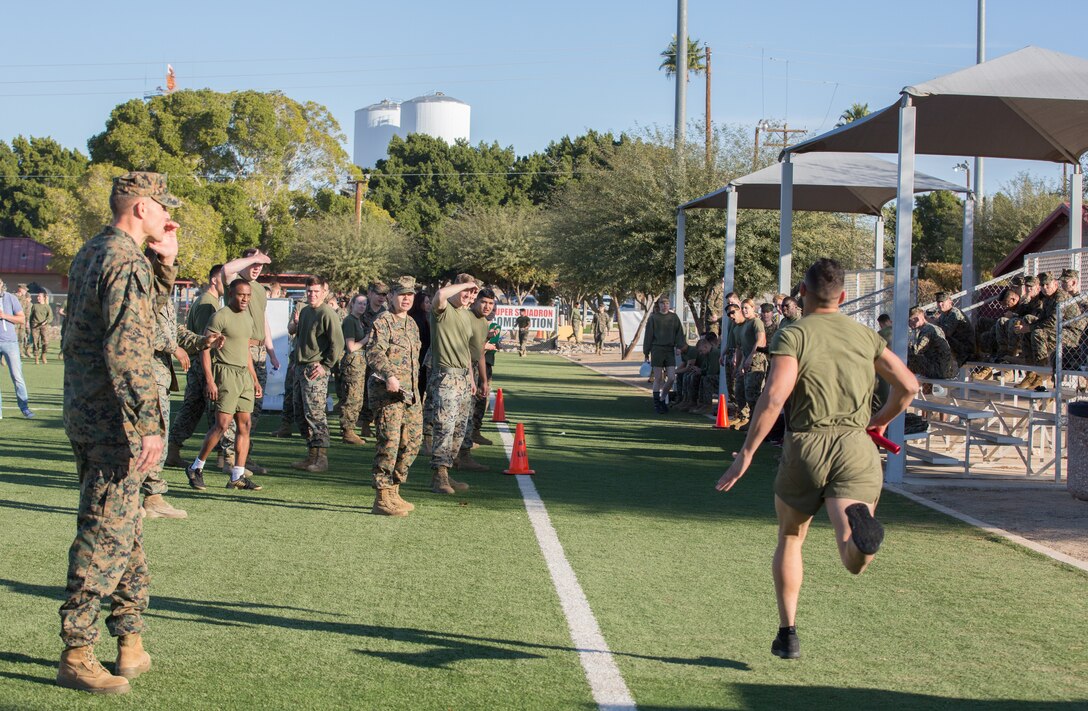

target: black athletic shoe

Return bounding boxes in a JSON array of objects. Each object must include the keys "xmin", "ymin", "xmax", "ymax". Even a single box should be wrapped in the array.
[
  {"xmin": 845, "ymin": 503, "xmax": 885, "ymax": 555},
  {"xmin": 771, "ymin": 629, "xmax": 800, "ymax": 659},
  {"xmin": 187, "ymin": 465, "xmax": 206, "ymax": 491},
  {"xmin": 226, "ymin": 476, "xmax": 263, "ymax": 491}
]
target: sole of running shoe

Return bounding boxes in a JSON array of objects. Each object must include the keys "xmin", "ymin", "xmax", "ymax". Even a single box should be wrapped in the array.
[{"xmin": 846, "ymin": 503, "xmax": 885, "ymax": 555}]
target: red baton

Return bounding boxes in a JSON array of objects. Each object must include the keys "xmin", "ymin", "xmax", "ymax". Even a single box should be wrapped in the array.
[{"xmin": 867, "ymin": 428, "xmax": 901, "ymax": 454}]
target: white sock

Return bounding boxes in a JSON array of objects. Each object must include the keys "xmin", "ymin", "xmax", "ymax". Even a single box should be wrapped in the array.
[
  {"xmin": 231, "ymin": 465, "xmax": 245, "ymax": 482},
  {"xmin": 192, "ymin": 457, "xmax": 205, "ymax": 470}
]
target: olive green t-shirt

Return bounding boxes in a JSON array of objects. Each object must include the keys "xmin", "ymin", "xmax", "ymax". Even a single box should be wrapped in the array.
[
  {"xmin": 187, "ymin": 290, "xmax": 220, "ymax": 336},
  {"xmin": 245, "ymin": 275, "xmax": 267, "ymax": 341},
  {"xmin": 430, "ymin": 304, "xmax": 474, "ymax": 370},
  {"xmin": 342, "ymin": 313, "xmax": 368, "ymax": 344},
  {"xmin": 207, "ymin": 306, "xmax": 256, "ymax": 368},
  {"xmin": 769, "ymin": 312, "xmax": 886, "ymax": 432},
  {"xmin": 29, "ymin": 303, "xmax": 52, "ymax": 327},
  {"xmin": 468, "ymin": 312, "xmax": 490, "ymax": 361},
  {"xmin": 737, "ymin": 317, "xmax": 765, "ymax": 357}
]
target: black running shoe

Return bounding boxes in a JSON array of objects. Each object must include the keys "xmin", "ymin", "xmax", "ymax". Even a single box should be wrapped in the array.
[
  {"xmin": 187, "ymin": 465, "xmax": 206, "ymax": 491},
  {"xmin": 226, "ymin": 476, "xmax": 263, "ymax": 491},
  {"xmin": 771, "ymin": 629, "xmax": 800, "ymax": 659},
  {"xmin": 846, "ymin": 503, "xmax": 885, "ymax": 555}
]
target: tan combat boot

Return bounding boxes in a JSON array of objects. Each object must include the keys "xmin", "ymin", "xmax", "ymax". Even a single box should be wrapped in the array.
[
  {"xmin": 305, "ymin": 448, "xmax": 329, "ymax": 473},
  {"xmin": 431, "ymin": 466, "xmax": 455, "ymax": 494},
  {"xmin": 56, "ymin": 646, "xmax": 130, "ymax": 694},
  {"xmin": 1016, "ymin": 371, "xmax": 1041, "ymax": 389},
  {"xmin": 360, "ymin": 422, "xmax": 374, "ymax": 438},
  {"xmin": 454, "ymin": 450, "xmax": 489, "ymax": 473},
  {"xmin": 391, "ymin": 484, "xmax": 415, "ymax": 512},
  {"xmin": 372, "ymin": 488, "xmax": 408, "ymax": 517},
  {"xmin": 115, "ymin": 634, "xmax": 151, "ymax": 679},
  {"xmin": 292, "ymin": 447, "xmax": 317, "ymax": 470},
  {"xmin": 446, "ymin": 473, "xmax": 470, "ymax": 493},
  {"xmin": 342, "ymin": 430, "xmax": 365, "ymax": 445},
  {"xmin": 471, "ymin": 431, "xmax": 494, "ymax": 446},
  {"xmin": 142, "ymin": 494, "xmax": 188, "ymax": 520},
  {"xmin": 164, "ymin": 443, "xmax": 184, "ymax": 468}
]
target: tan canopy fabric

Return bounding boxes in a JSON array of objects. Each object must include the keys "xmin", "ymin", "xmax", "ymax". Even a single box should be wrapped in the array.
[
  {"xmin": 787, "ymin": 47, "xmax": 1088, "ymax": 163},
  {"xmin": 680, "ymin": 153, "xmax": 966, "ymax": 215}
]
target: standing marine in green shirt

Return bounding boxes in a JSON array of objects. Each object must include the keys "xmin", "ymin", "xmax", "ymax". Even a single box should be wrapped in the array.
[{"xmin": 642, "ymin": 296, "xmax": 687, "ymax": 414}]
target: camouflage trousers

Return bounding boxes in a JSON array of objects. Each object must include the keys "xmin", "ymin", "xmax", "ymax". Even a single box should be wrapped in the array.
[
  {"xmin": 168, "ymin": 362, "xmax": 210, "ymax": 449},
  {"xmin": 221, "ymin": 345, "xmax": 266, "ymax": 456},
  {"xmin": 293, "ymin": 366, "xmax": 330, "ymax": 448},
  {"xmin": 518, "ymin": 329, "xmax": 529, "ymax": 354},
  {"xmin": 698, "ymin": 372, "xmax": 719, "ymax": 406},
  {"xmin": 141, "ymin": 382, "xmax": 171, "ymax": 497},
  {"xmin": 469, "ymin": 363, "xmax": 493, "ymax": 438},
  {"xmin": 680, "ymin": 370, "xmax": 701, "ymax": 402},
  {"xmin": 372, "ymin": 399, "xmax": 423, "ymax": 489},
  {"xmin": 1029, "ymin": 327, "xmax": 1057, "ymax": 365},
  {"xmin": 594, "ymin": 331, "xmax": 605, "ymax": 353},
  {"xmin": 427, "ymin": 368, "xmax": 472, "ymax": 468},
  {"xmin": 31, "ymin": 325, "xmax": 49, "ymax": 358},
  {"xmin": 280, "ymin": 357, "xmax": 298, "ymax": 427},
  {"xmin": 338, "ymin": 351, "xmax": 366, "ymax": 434},
  {"xmin": 60, "ymin": 444, "xmax": 148, "ymax": 647},
  {"xmin": 17, "ymin": 324, "xmax": 29, "ymax": 356}
]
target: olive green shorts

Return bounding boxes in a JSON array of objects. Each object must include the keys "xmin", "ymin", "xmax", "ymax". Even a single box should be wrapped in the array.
[
  {"xmin": 649, "ymin": 346, "xmax": 676, "ymax": 368},
  {"xmin": 214, "ymin": 364, "xmax": 255, "ymax": 415},
  {"xmin": 774, "ymin": 427, "xmax": 881, "ymax": 516}
]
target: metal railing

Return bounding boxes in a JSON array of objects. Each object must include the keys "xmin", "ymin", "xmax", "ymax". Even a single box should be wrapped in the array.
[{"xmin": 1054, "ymin": 292, "xmax": 1088, "ymax": 482}]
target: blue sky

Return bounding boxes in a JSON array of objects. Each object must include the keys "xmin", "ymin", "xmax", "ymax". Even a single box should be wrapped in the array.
[{"xmin": 2, "ymin": 0, "xmax": 1085, "ymax": 195}]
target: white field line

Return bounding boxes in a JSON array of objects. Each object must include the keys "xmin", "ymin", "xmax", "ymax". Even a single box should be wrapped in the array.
[
  {"xmin": 884, "ymin": 484, "xmax": 1088, "ymax": 573},
  {"xmin": 496, "ymin": 417, "xmax": 637, "ymax": 711}
]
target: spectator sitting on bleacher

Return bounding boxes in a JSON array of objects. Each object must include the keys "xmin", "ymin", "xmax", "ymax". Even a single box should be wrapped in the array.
[
  {"xmin": 908, "ymin": 306, "xmax": 956, "ymax": 385},
  {"xmin": 934, "ymin": 292, "xmax": 975, "ymax": 367},
  {"xmin": 1012, "ymin": 271, "xmax": 1085, "ymax": 389}
]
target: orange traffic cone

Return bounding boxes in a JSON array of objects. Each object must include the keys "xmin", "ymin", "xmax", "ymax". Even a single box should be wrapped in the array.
[
  {"xmin": 492, "ymin": 388, "xmax": 507, "ymax": 423},
  {"xmin": 503, "ymin": 423, "xmax": 535, "ymax": 475},
  {"xmin": 713, "ymin": 397, "xmax": 730, "ymax": 429}
]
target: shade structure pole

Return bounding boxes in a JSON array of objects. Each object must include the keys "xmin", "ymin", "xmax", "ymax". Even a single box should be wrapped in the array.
[
  {"xmin": 779, "ymin": 155, "xmax": 794, "ymax": 295},
  {"xmin": 1071, "ymin": 165, "xmax": 1083, "ymax": 267},
  {"xmin": 885, "ymin": 97, "xmax": 916, "ymax": 485},
  {"xmin": 719, "ymin": 185, "xmax": 738, "ymax": 394},
  {"xmin": 874, "ymin": 216, "xmax": 885, "ymax": 270},
  {"xmin": 675, "ymin": 209, "xmax": 686, "ymax": 322},
  {"xmin": 961, "ymin": 194, "xmax": 976, "ymax": 310}
]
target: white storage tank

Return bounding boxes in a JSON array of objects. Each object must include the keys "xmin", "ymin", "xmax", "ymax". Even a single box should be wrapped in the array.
[
  {"xmin": 400, "ymin": 92, "xmax": 470, "ymax": 146},
  {"xmin": 353, "ymin": 99, "xmax": 402, "ymax": 168}
]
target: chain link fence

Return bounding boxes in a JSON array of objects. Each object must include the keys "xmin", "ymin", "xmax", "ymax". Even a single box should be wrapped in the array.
[{"xmin": 840, "ymin": 267, "xmax": 918, "ymax": 329}]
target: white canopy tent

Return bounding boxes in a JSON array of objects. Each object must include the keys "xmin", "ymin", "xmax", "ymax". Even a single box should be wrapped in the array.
[
  {"xmin": 675, "ymin": 152, "xmax": 965, "ymax": 402},
  {"xmin": 782, "ymin": 46, "xmax": 1088, "ymax": 482}
]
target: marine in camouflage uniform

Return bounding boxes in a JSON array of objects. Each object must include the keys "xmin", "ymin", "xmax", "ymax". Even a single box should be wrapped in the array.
[
  {"xmin": 568, "ymin": 307, "xmax": 583, "ymax": 342},
  {"xmin": 367, "ymin": 277, "xmax": 423, "ymax": 516},
  {"xmin": 57, "ymin": 172, "xmax": 179, "ymax": 694},
  {"xmin": 357, "ymin": 282, "xmax": 389, "ymax": 435},
  {"xmin": 291, "ymin": 276, "xmax": 345, "ymax": 472},
  {"xmin": 144, "ymin": 294, "xmax": 208, "ymax": 518},
  {"xmin": 737, "ymin": 302, "xmax": 768, "ymax": 419},
  {"xmin": 934, "ymin": 292, "xmax": 975, "ymax": 367},
  {"xmin": 166, "ymin": 269, "xmax": 222, "ymax": 463},
  {"xmin": 593, "ymin": 305, "xmax": 609, "ymax": 354},
  {"xmin": 907, "ymin": 308, "xmax": 956, "ymax": 379},
  {"xmin": 338, "ymin": 295, "xmax": 369, "ymax": 443},
  {"xmin": 16, "ymin": 284, "xmax": 31, "ymax": 357},
  {"xmin": 1017, "ymin": 272, "xmax": 1085, "ymax": 387}
]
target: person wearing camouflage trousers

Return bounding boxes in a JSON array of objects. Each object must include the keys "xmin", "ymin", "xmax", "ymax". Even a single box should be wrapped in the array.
[
  {"xmin": 367, "ymin": 277, "xmax": 423, "ymax": 516},
  {"xmin": 290, "ymin": 276, "xmax": 344, "ymax": 473},
  {"xmin": 339, "ymin": 294, "xmax": 369, "ymax": 444},
  {"xmin": 935, "ymin": 292, "xmax": 975, "ymax": 367},
  {"xmin": 1014, "ymin": 272, "xmax": 1085, "ymax": 388},
  {"xmin": 907, "ymin": 307, "xmax": 956, "ymax": 380},
  {"xmin": 427, "ymin": 275, "xmax": 479, "ymax": 494},
  {"xmin": 58, "ymin": 171, "xmax": 180, "ymax": 694},
  {"xmin": 29, "ymin": 292, "xmax": 53, "ymax": 363}
]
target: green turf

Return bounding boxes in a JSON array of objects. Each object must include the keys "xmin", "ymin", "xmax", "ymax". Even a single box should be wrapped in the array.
[{"xmin": 0, "ymin": 353, "xmax": 1086, "ymax": 710}]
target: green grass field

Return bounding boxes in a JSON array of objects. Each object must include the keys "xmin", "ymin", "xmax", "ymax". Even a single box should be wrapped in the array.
[{"xmin": 0, "ymin": 352, "xmax": 1086, "ymax": 710}]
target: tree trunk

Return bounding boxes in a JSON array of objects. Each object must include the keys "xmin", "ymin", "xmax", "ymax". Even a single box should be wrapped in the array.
[{"xmin": 620, "ymin": 292, "xmax": 657, "ymax": 360}]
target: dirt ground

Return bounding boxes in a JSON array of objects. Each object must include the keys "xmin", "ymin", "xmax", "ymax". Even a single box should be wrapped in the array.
[{"xmin": 563, "ymin": 350, "xmax": 1088, "ymax": 565}]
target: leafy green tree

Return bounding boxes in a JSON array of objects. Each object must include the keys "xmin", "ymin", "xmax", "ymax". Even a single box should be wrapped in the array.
[
  {"xmin": 977, "ymin": 172, "xmax": 1064, "ymax": 271},
  {"xmin": 0, "ymin": 136, "xmax": 88, "ymax": 238},
  {"xmin": 289, "ymin": 212, "xmax": 410, "ymax": 294},
  {"xmin": 913, "ymin": 190, "xmax": 966, "ymax": 263},
  {"xmin": 658, "ymin": 36, "xmax": 706, "ymax": 79}
]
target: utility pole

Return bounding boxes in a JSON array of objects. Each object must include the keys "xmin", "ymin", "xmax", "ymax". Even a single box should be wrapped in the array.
[
  {"xmin": 752, "ymin": 121, "xmax": 765, "ymax": 172},
  {"xmin": 975, "ymin": 0, "xmax": 985, "ymax": 209},
  {"xmin": 674, "ymin": 0, "xmax": 687, "ymax": 151},
  {"xmin": 760, "ymin": 122, "xmax": 808, "ymax": 153},
  {"xmin": 346, "ymin": 174, "xmax": 369, "ymax": 225},
  {"xmin": 705, "ymin": 43, "xmax": 712, "ymax": 167}
]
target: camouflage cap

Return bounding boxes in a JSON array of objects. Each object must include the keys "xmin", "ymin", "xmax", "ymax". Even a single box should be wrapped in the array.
[
  {"xmin": 1061, "ymin": 268, "xmax": 1080, "ymax": 280},
  {"xmin": 1039, "ymin": 271, "xmax": 1056, "ymax": 285},
  {"xmin": 112, "ymin": 171, "xmax": 181, "ymax": 208},
  {"xmin": 1010, "ymin": 276, "xmax": 1025, "ymax": 287},
  {"xmin": 1024, "ymin": 275, "xmax": 1039, "ymax": 286},
  {"xmin": 368, "ymin": 279, "xmax": 389, "ymax": 295},
  {"xmin": 390, "ymin": 276, "xmax": 416, "ymax": 296}
]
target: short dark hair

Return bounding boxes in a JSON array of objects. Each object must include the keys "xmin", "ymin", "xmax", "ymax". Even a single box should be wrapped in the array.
[
  {"xmin": 519, "ymin": 308, "xmax": 527, "ymax": 313},
  {"xmin": 878, "ymin": 314, "xmax": 892, "ymax": 326},
  {"xmin": 305, "ymin": 275, "xmax": 327, "ymax": 288},
  {"xmin": 208, "ymin": 264, "xmax": 223, "ymax": 280},
  {"xmin": 935, "ymin": 291, "xmax": 950, "ymax": 303},
  {"xmin": 228, "ymin": 278, "xmax": 249, "ymax": 294},
  {"xmin": 242, "ymin": 247, "xmax": 261, "ymax": 258},
  {"xmin": 781, "ymin": 296, "xmax": 798, "ymax": 309},
  {"xmin": 803, "ymin": 259, "xmax": 845, "ymax": 308},
  {"xmin": 760, "ymin": 303, "xmax": 775, "ymax": 314},
  {"xmin": 477, "ymin": 288, "xmax": 496, "ymax": 300},
  {"xmin": 108, "ymin": 193, "xmax": 140, "ymax": 217},
  {"xmin": 998, "ymin": 287, "xmax": 1017, "ymax": 302}
]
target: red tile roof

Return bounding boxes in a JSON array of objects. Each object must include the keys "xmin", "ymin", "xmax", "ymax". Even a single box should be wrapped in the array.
[{"xmin": 0, "ymin": 237, "xmax": 55, "ymax": 274}]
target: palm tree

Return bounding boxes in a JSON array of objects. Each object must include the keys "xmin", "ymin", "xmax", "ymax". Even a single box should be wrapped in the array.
[
  {"xmin": 835, "ymin": 102, "xmax": 870, "ymax": 128},
  {"xmin": 659, "ymin": 36, "xmax": 706, "ymax": 80}
]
